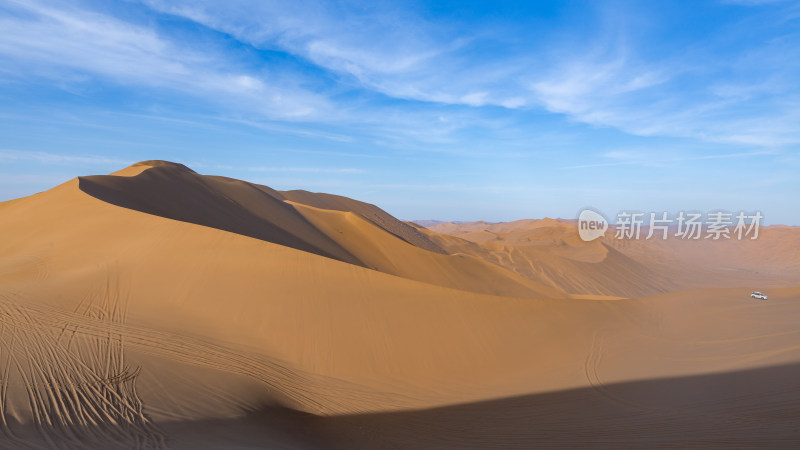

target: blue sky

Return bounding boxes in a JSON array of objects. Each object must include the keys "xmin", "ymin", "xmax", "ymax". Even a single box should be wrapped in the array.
[{"xmin": 1, "ymin": 0, "xmax": 799, "ymax": 223}]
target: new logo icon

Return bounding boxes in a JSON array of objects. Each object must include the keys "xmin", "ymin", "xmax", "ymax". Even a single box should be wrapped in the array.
[{"xmin": 578, "ymin": 209, "xmax": 608, "ymax": 242}]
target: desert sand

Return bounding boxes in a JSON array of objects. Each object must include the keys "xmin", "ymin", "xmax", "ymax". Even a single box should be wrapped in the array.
[{"xmin": 0, "ymin": 160, "xmax": 798, "ymax": 448}]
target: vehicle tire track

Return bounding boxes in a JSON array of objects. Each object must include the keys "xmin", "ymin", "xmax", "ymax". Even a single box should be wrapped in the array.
[
  {"xmin": 0, "ymin": 286, "xmax": 167, "ymax": 450},
  {"xmin": 0, "ymin": 294, "xmax": 415, "ymax": 419},
  {"xmin": 584, "ymin": 328, "xmax": 645, "ymax": 410},
  {"xmin": 583, "ymin": 326, "xmax": 790, "ymax": 432}
]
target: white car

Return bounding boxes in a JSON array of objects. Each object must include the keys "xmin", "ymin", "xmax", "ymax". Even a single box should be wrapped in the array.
[{"xmin": 750, "ymin": 291, "xmax": 768, "ymax": 300}]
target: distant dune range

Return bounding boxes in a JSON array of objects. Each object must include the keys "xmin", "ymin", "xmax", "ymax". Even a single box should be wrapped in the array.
[
  {"xmin": 426, "ymin": 218, "xmax": 800, "ymax": 297},
  {"xmin": 0, "ymin": 160, "xmax": 798, "ymax": 448}
]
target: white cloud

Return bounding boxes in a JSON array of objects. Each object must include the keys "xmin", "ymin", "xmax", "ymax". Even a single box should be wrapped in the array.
[
  {"xmin": 562, "ymin": 149, "xmax": 778, "ymax": 169},
  {"xmin": 248, "ymin": 167, "xmax": 366, "ymax": 174},
  {"xmin": 2, "ymin": 0, "xmax": 798, "ymax": 151},
  {"xmin": 137, "ymin": 0, "xmax": 529, "ymax": 109},
  {"xmin": 721, "ymin": 0, "xmax": 787, "ymax": 5},
  {"xmin": 528, "ymin": 26, "xmax": 800, "ymax": 147},
  {"xmin": 0, "ymin": 149, "xmax": 128, "ymax": 165},
  {"xmin": 0, "ymin": 0, "xmax": 331, "ymax": 119},
  {"xmin": 140, "ymin": 0, "xmax": 800, "ymax": 148}
]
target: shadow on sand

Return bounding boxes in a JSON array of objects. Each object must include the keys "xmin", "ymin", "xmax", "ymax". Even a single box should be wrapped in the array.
[
  {"xmin": 5, "ymin": 362, "xmax": 800, "ymax": 448},
  {"xmin": 147, "ymin": 363, "xmax": 800, "ymax": 448}
]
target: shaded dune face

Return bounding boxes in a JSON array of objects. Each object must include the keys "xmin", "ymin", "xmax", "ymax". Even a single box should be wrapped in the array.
[
  {"xmin": 78, "ymin": 162, "xmax": 366, "ymax": 266},
  {"xmin": 1, "ymin": 160, "xmax": 799, "ymax": 448}
]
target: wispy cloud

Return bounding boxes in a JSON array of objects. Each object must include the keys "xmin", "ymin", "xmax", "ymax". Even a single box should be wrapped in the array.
[
  {"xmin": 0, "ymin": 0, "xmax": 331, "ymax": 119},
  {"xmin": 721, "ymin": 0, "xmax": 788, "ymax": 5},
  {"xmin": 528, "ymin": 4, "xmax": 800, "ymax": 147},
  {"xmin": 137, "ymin": 0, "xmax": 530, "ymax": 109},
  {"xmin": 4, "ymin": 0, "xmax": 797, "ymax": 149},
  {"xmin": 0, "ymin": 149, "xmax": 127, "ymax": 165},
  {"xmin": 562, "ymin": 149, "xmax": 778, "ymax": 169},
  {"xmin": 248, "ymin": 166, "xmax": 365, "ymax": 174},
  {"xmin": 136, "ymin": 0, "xmax": 800, "ymax": 148}
]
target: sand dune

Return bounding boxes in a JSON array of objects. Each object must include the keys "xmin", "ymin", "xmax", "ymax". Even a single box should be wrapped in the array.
[
  {"xmin": 79, "ymin": 161, "xmax": 558, "ymax": 299},
  {"xmin": 426, "ymin": 219, "xmax": 676, "ymax": 297},
  {"xmin": 605, "ymin": 226, "xmax": 800, "ymax": 290},
  {"xmin": 1, "ymin": 161, "xmax": 799, "ymax": 448},
  {"xmin": 428, "ymin": 218, "xmax": 799, "ymax": 297}
]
